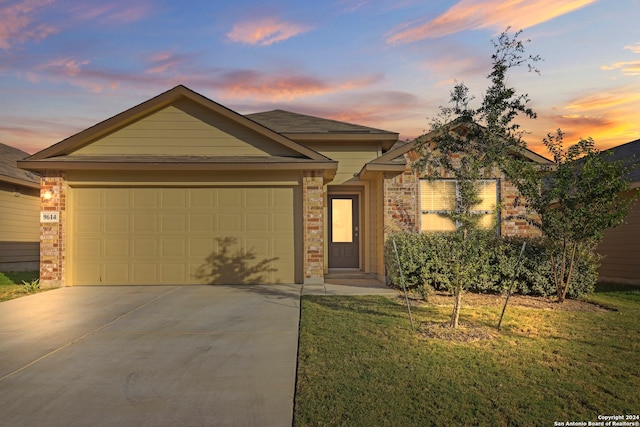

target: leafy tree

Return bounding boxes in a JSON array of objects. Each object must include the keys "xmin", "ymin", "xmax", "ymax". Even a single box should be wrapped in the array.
[
  {"xmin": 515, "ymin": 131, "xmax": 638, "ymax": 301},
  {"xmin": 412, "ymin": 29, "xmax": 540, "ymax": 327}
]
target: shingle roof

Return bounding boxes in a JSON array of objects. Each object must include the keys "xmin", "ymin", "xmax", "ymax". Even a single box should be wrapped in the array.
[
  {"xmin": 0, "ymin": 143, "xmax": 39, "ymax": 186},
  {"xmin": 604, "ymin": 138, "xmax": 640, "ymax": 183},
  {"xmin": 245, "ymin": 109, "xmax": 397, "ymax": 135}
]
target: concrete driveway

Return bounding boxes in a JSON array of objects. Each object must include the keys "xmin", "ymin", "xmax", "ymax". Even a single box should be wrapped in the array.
[{"xmin": 0, "ymin": 285, "xmax": 300, "ymax": 427}]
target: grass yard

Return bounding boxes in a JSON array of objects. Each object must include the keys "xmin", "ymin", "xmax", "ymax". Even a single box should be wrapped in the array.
[
  {"xmin": 294, "ymin": 284, "xmax": 640, "ymax": 426},
  {"xmin": 0, "ymin": 271, "xmax": 40, "ymax": 301}
]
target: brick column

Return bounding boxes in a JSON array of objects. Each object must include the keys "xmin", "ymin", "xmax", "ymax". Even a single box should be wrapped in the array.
[
  {"xmin": 500, "ymin": 179, "xmax": 542, "ymax": 238},
  {"xmin": 302, "ymin": 171, "xmax": 324, "ymax": 285},
  {"xmin": 40, "ymin": 172, "xmax": 66, "ymax": 288},
  {"xmin": 383, "ymin": 165, "xmax": 418, "ymax": 241}
]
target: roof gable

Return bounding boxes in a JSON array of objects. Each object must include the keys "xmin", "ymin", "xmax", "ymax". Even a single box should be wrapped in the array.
[{"xmin": 27, "ymin": 85, "xmax": 329, "ymax": 162}]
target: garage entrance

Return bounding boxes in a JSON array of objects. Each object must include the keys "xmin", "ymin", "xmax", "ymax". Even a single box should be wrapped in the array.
[{"xmin": 69, "ymin": 187, "xmax": 295, "ymax": 285}]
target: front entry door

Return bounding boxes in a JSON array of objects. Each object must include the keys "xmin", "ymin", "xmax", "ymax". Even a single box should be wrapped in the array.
[{"xmin": 328, "ymin": 195, "xmax": 359, "ymax": 268}]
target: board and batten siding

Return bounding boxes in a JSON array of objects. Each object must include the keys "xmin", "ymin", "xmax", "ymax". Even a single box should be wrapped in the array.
[
  {"xmin": 0, "ymin": 183, "xmax": 40, "ymax": 269},
  {"xmin": 597, "ymin": 191, "xmax": 640, "ymax": 285},
  {"xmin": 72, "ymin": 100, "xmax": 300, "ymax": 157}
]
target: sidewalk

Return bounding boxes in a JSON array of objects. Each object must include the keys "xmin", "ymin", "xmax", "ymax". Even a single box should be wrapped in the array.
[{"xmin": 301, "ymin": 279, "xmax": 398, "ymax": 296}]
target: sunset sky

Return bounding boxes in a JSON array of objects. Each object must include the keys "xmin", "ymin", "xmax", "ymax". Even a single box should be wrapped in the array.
[{"xmin": 1, "ymin": 0, "xmax": 639, "ymax": 156}]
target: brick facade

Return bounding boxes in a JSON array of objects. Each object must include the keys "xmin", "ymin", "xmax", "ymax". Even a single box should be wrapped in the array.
[
  {"xmin": 382, "ymin": 162, "xmax": 418, "ymax": 241},
  {"xmin": 40, "ymin": 172, "xmax": 66, "ymax": 288},
  {"xmin": 382, "ymin": 155, "xmax": 541, "ymax": 238},
  {"xmin": 302, "ymin": 171, "xmax": 325, "ymax": 284},
  {"xmin": 499, "ymin": 179, "xmax": 542, "ymax": 237}
]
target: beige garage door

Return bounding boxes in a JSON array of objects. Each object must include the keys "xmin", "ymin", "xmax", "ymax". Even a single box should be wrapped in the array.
[{"xmin": 70, "ymin": 187, "xmax": 295, "ymax": 285}]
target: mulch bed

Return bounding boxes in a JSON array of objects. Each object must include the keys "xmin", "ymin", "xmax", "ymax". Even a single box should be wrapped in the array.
[{"xmin": 394, "ymin": 291, "xmax": 610, "ymax": 343}]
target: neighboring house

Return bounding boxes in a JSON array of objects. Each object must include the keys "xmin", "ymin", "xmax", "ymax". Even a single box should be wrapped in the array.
[
  {"xmin": 596, "ymin": 138, "xmax": 640, "ymax": 285},
  {"xmin": 0, "ymin": 143, "xmax": 40, "ymax": 271},
  {"xmin": 18, "ymin": 85, "xmax": 547, "ymax": 287}
]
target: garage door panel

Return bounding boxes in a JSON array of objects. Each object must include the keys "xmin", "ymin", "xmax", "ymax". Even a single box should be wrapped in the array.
[
  {"xmin": 246, "ymin": 188, "xmax": 269, "ymax": 207},
  {"xmin": 218, "ymin": 213, "xmax": 242, "ymax": 232},
  {"xmin": 189, "ymin": 239, "xmax": 213, "ymax": 257},
  {"xmin": 75, "ymin": 264, "xmax": 101, "ymax": 283},
  {"xmin": 273, "ymin": 212, "xmax": 293, "ymax": 232},
  {"xmin": 218, "ymin": 189, "xmax": 242, "ymax": 208},
  {"xmin": 104, "ymin": 264, "xmax": 130, "ymax": 284},
  {"xmin": 71, "ymin": 187, "xmax": 295, "ymax": 285},
  {"xmin": 161, "ymin": 239, "xmax": 186, "ymax": 257},
  {"xmin": 76, "ymin": 213, "xmax": 102, "ymax": 233},
  {"xmin": 161, "ymin": 264, "xmax": 187, "ymax": 283},
  {"xmin": 132, "ymin": 189, "xmax": 158, "ymax": 208},
  {"xmin": 133, "ymin": 213, "xmax": 158, "ymax": 232},
  {"xmin": 105, "ymin": 238, "xmax": 129, "ymax": 257},
  {"xmin": 161, "ymin": 189, "xmax": 187, "ymax": 209},
  {"xmin": 245, "ymin": 212, "xmax": 270, "ymax": 232},
  {"xmin": 105, "ymin": 189, "xmax": 130, "ymax": 209},
  {"xmin": 133, "ymin": 239, "xmax": 158, "ymax": 258},
  {"xmin": 105, "ymin": 214, "xmax": 129, "ymax": 233},
  {"xmin": 273, "ymin": 188, "xmax": 293, "ymax": 207},
  {"xmin": 189, "ymin": 188, "xmax": 215, "ymax": 207},
  {"xmin": 75, "ymin": 238, "xmax": 102, "ymax": 259},
  {"xmin": 190, "ymin": 214, "xmax": 213, "ymax": 232},
  {"xmin": 132, "ymin": 264, "xmax": 157, "ymax": 283},
  {"xmin": 161, "ymin": 213, "xmax": 186, "ymax": 232}
]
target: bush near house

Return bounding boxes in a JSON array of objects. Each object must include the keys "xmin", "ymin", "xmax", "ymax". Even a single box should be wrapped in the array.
[{"xmin": 385, "ymin": 232, "xmax": 598, "ymax": 299}]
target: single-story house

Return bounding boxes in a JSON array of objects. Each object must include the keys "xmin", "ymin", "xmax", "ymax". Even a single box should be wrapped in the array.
[
  {"xmin": 596, "ymin": 138, "xmax": 640, "ymax": 285},
  {"xmin": 0, "ymin": 143, "xmax": 40, "ymax": 271},
  {"xmin": 18, "ymin": 85, "xmax": 547, "ymax": 287}
]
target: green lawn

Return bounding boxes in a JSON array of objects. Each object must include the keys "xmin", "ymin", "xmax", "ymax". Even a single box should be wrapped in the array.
[
  {"xmin": 0, "ymin": 271, "xmax": 40, "ymax": 301},
  {"xmin": 294, "ymin": 284, "xmax": 640, "ymax": 426}
]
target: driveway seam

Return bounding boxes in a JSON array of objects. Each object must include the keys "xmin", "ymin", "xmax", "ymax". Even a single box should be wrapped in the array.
[{"xmin": 0, "ymin": 286, "xmax": 179, "ymax": 384}]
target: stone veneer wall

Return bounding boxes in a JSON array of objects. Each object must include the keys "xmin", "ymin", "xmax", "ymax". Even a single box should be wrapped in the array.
[
  {"xmin": 40, "ymin": 172, "xmax": 66, "ymax": 287},
  {"xmin": 382, "ymin": 155, "xmax": 541, "ymax": 239},
  {"xmin": 302, "ymin": 171, "xmax": 324, "ymax": 284},
  {"xmin": 382, "ymin": 162, "xmax": 418, "ymax": 240},
  {"xmin": 500, "ymin": 179, "xmax": 542, "ymax": 237}
]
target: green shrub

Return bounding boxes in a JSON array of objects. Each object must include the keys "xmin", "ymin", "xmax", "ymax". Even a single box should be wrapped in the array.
[
  {"xmin": 20, "ymin": 278, "xmax": 40, "ymax": 294},
  {"xmin": 385, "ymin": 232, "xmax": 599, "ymax": 299}
]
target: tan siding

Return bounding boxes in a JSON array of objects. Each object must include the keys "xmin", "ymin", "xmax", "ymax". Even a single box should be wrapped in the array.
[
  {"xmin": 305, "ymin": 142, "xmax": 380, "ymax": 184},
  {"xmin": 0, "ymin": 188, "xmax": 40, "ymax": 242},
  {"xmin": 72, "ymin": 101, "xmax": 299, "ymax": 157},
  {"xmin": 0, "ymin": 241, "xmax": 39, "ymax": 264},
  {"xmin": 597, "ymin": 192, "xmax": 640, "ymax": 284}
]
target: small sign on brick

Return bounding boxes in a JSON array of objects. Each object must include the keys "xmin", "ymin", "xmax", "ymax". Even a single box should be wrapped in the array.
[{"xmin": 40, "ymin": 211, "xmax": 60, "ymax": 223}]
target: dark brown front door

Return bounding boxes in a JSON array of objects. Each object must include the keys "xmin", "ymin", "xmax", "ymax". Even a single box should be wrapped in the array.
[{"xmin": 328, "ymin": 195, "xmax": 359, "ymax": 268}]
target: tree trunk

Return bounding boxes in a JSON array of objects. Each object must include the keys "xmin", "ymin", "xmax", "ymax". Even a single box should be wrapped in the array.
[
  {"xmin": 560, "ymin": 242, "xmax": 578, "ymax": 302},
  {"xmin": 450, "ymin": 288, "xmax": 463, "ymax": 328}
]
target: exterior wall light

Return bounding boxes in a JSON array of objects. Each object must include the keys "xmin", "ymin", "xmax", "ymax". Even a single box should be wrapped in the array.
[{"xmin": 42, "ymin": 190, "xmax": 53, "ymax": 201}]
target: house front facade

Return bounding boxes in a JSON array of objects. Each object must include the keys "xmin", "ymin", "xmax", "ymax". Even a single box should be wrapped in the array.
[{"xmin": 18, "ymin": 86, "xmax": 545, "ymax": 287}]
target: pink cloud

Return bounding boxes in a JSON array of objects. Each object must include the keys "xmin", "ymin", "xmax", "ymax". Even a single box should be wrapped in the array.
[
  {"xmin": 0, "ymin": 0, "xmax": 56, "ymax": 50},
  {"xmin": 625, "ymin": 42, "xmax": 640, "ymax": 54},
  {"xmin": 386, "ymin": 0, "xmax": 596, "ymax": 44},
  {"xmin": 601, "ymin": 61, "xmax": 640, "ymax": 76},
  {"xmin": 226, "ymin": 17, "xmax": 311, "ymax": 46},
  {"xmin": 70, "ymin": 2, "xmax": 154, "ymax": 24},
  {"xmin": 213, "ymin": 71, "xmax": 383, "ymax": 100}
]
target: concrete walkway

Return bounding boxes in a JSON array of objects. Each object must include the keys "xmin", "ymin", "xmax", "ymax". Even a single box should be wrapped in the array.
[
  {"xmin": 0, "ymin": 285, "xmax": 300, "ymax": 427},
  {"xmin": 302, "ymin": 278, "xmax": 398, "ymax": 296}
]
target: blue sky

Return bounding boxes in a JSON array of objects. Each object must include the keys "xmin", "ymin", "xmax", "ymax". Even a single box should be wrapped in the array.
[{"xmin": 1, "ymin": 0, "xmax": 639, "ymax": 155}]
